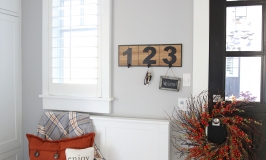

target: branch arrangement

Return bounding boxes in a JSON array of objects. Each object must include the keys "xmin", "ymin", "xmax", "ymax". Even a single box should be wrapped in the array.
[{"xmin": 167, "ymin": 91, "xmax": 264, "ymax": 160}]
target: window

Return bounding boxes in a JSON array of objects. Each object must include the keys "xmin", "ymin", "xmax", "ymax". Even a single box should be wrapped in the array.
[
  {"xmin": 209, "ymin": 0, "xmax": 265, "ymax": 104},
  {"xmin": 226, "ymin": 5, "xmax": 262, "ymax": 52},
  {"xmin": 40, "ymin": 0, "xmax": 113, "ymax": 113},
  {"xmin": 225, "ymin": 57, "xmax": 261, "ymax": 100}
]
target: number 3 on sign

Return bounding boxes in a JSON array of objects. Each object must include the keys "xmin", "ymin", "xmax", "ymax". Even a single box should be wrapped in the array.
[{"xmin": 118, "ymin": 44, "xmax": 182, "ymax": 67}]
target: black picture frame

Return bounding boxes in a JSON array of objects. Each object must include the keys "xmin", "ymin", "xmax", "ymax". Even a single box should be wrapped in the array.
[{"xmin": 159, "ymin": 76, "xmax": 181, "ymax": 92}]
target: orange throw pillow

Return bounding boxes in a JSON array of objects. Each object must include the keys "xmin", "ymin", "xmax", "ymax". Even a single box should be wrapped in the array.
[{"xmin": 26, "ymin": 133, "xmax": 95, "ymax": 160}]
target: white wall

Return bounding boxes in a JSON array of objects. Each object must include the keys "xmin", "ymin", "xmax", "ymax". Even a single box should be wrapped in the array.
[{"xmin": 22, "ymin": 0, "xmax": 193, "ymax": 159}]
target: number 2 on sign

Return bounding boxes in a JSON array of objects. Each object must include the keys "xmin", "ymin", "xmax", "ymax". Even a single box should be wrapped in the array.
[{"xmin": 143, "ymin": 47, "xmax": 157, "ymax": 64}]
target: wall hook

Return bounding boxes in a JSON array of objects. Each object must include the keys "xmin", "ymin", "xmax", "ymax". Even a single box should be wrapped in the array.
[
  {"xmin": 168, "ymin": 64, "xmax": 172, "ymax": 68},
  {"xmin": 127, "ymin": 64, "xmax": 131, "ymax": 68},
  {"xmin": 148, "ymin": 64, "xmax": 151, "ymax": 68}
]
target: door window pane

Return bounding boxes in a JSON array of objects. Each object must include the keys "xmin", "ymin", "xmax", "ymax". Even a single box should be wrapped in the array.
[
  {"xmin": 225, "ymin": 57, "xmax": 261, "ymax": 101},
  {"xmin": 226, "ymin": 6, "xmax": 262, "ymax": 51}
]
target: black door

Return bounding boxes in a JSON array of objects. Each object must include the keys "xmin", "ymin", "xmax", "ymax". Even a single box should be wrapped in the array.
[{"xmin": 209, "ymin": 0, "xmax": 266, "ymax": 158}]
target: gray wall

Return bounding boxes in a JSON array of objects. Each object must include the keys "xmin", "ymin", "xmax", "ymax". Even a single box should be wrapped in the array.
[
  {"xmin": 22, "ymin": 0, "xmax": 193, "ymax": 159},
  {"xmin": 21, "ymin": 0, "xmax": 45, "ymax": 159}
]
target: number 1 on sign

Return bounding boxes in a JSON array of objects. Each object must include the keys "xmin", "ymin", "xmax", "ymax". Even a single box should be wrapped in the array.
[{"xmin": 123, "ymin": 48, "xmax": 132, "ymax": 65}]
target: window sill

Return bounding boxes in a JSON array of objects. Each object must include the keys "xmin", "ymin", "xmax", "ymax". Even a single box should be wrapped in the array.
[{"xmin": 39, "ymin": 95, "xmax": 114, "ymax": 113}]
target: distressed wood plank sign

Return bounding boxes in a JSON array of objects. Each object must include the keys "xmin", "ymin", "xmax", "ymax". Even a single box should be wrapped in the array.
[{"xmin": 118, "ymin": 44, "xmax": 182, "ymax": 67}]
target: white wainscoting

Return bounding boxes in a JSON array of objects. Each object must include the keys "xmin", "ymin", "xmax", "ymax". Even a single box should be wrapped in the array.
[{"xmin": 91, "ymin": 116, "xmax": 170, "ymax": 160}]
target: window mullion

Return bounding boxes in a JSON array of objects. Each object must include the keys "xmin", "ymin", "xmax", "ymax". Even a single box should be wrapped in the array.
[{"xmin": 70, "ymin": 0, "xmax": 72, "ymax": 81}]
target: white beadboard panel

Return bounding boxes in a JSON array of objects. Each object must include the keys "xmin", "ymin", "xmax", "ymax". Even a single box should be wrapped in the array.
[
  {"xmin": 0, "ymin": 0, "xmax": 19, "ymax": 14},
  {"xmin": 0, "ymin": 148, "xmax": 21, "ymax": 160},
  {"xmin": 91, "ymin": 116, "xmax": 170, "ymax": 160},
  {"xmin": 0, "ymin": 13, "xmax": 21, "ymax": 155},
  {"xmin": 105, "ymin": 127, "xmax": 158, "ymax": 159}
]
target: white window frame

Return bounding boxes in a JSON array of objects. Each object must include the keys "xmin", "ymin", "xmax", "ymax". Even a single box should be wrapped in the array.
[
  {"xmin": 40, "ymin": 0, "xmax": 113, "ymax": 113},
  {"xmin": 192, "ymin": 0, "xmax": 209, "ymax": 96}
]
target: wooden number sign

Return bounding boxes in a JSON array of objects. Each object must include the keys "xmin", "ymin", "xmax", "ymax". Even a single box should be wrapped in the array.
[{"xmin": 118, "ymin": 44, "xmax": 182, "ymax": 67}]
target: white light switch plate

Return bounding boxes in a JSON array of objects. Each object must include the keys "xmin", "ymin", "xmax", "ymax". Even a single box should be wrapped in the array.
[
  {"xmin": 178, "ymin": 98, "xmax": 188, "ymax": 111},
  {"xmin": 183, "ymin": 73, "xmax": 190, "ymax": 86}
]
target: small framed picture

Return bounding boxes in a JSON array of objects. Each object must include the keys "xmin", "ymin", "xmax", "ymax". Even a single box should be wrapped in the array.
[{"xmin": 159, "ymin": 76, "xmax": 181, "ymax": 92}]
